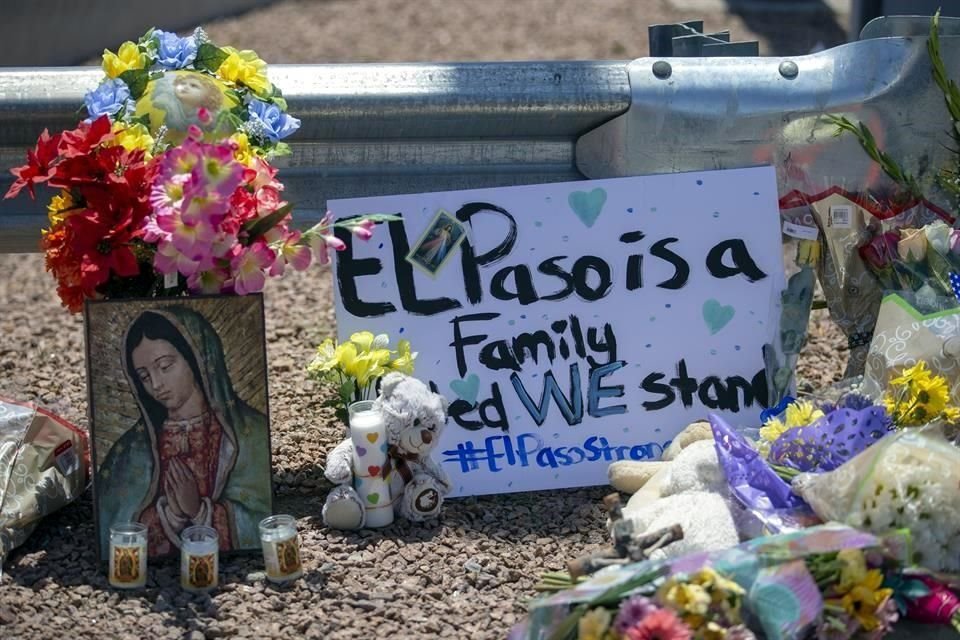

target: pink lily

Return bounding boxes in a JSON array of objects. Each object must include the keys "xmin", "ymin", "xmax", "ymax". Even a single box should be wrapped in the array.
[{"xmin": 230, "ymin": 242, "xmax": 275, "ymax": 295}]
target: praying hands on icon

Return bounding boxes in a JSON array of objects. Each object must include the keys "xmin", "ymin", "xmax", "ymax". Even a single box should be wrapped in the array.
[{"xmin": 165, "ymin": 458, "xmax": 202, "ymax": 521}]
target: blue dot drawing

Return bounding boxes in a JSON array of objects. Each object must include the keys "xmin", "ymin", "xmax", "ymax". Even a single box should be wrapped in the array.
[
  {"xmin": 696, "ymin": 179, "xmax": 703, "ymax": 185},
  {"xmin": 553, "ymin": 433, "xmax": 559, "ymax": 439},
  {"xmin": 649, "ymin": 316, "xmax": 656, "ymax": 321},
  {"xmin": 627, "ymin": 207, "xmax": 634, "ymax": 213},
  {"xmin": 562, "ymin": 235, "xmax": 569, "ymax": 242},
  {"xmin": 645, "ymin": 343, "xmax": 652, "ymax": 348},
  {"xmin": 535, "ymin": 221, "xmax": 543, "ymax": 227},
  {"xmin": 378, "ymin": 243, "xmax": 384, "ymax": 249},
  {"xmin": 712, "ymin": 211, "xmax": 720, "ymax": 219},
  {"xmin": 753, "ymin": 191, "xmax": 760, "ymax": 196},
  {"xmin": 710, "ymin": 349, "xmax": 717, "ymax": 355},
  {"xmin": 650, "ymin": 207, "xmax": 658, "ymax": 212},
  {"xmin": 381, "ymin": 282, "xmax": 388, "ymax": 288},
  {"xmin": 735, "ymin": 345, "xmax": 741, "ymax": 351},
  {"xmin": 665, "ymin": 303, "xmax": 671, "ymax": 308},
  {"xmin": 508, "ymin": 319, "xmax": 516, "ymax": 326},
  {"xmin": 623, "ymin": 427, "xmax": 629, "ymax": 432},
  {"xmin": 520, "ymin": 314, "xmax": 527, "ymax": 319},
  {"xmin": 399, "ymin": 327, "xmax": 405, "ymax": 333}
]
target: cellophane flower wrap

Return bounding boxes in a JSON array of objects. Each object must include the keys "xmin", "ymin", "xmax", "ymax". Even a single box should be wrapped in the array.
[
  {"xmin": 512, "ymin": 524, "xmax": 908, "ymax": 640},
  {"xmin": 5, "ymin": 27, "xmax": 383, "ymax": 312},
  {"xmin": 792, "ymin": 422, "xmax": 960, "ymax": 572}
]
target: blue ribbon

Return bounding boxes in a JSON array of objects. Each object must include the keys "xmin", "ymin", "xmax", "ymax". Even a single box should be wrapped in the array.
[{"xmin": 760, "ymin": 395, "xmax": 796, "ymax": 424}]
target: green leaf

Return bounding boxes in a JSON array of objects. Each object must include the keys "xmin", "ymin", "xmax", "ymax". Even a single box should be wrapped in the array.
[
  {"xmin": 241, "ymin": 203, "xmax": 294, "ymax": 243},
  {"xmin": 130, "ymin": 113, "xmax": 152, "ymax": 128},
  {"xmin": 119, "ymin": 69, "xmax": 150, "ymax": 100},
  {"xmin": 335, "ymin": 213, "xmax": 403, "ymax": 226},
  {"xmin": 194, "ymin": 42, "xmax": 229, "ymax": 73},
  {"xmin": 269, "ymin": 141, "xmax": 292, "ymax": 157}
]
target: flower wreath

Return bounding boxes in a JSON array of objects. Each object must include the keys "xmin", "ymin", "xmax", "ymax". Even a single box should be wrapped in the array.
[
  {"xmin": 86, "ymin": 28, "xmax": 300, "ymax": 157},
  {"xmin": 5, "ymin": 28, "xmax": 382, "ymax": 313}
]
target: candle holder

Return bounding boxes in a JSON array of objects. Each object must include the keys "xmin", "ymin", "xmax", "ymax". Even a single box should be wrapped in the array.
[
  {"xmin": 180, "ymin": 525, "xmax": 219, "ymax": 593},
  {"xmin": 108, "ymin": 522, "xmax": 148, "ymax": 589},
  {"xmin": 348, "ymin": 400, "xmax": 394, "ymax": 528},
  {"xmin": 259, "ymin": 514, "xmax": 303, "ymax": 583}
]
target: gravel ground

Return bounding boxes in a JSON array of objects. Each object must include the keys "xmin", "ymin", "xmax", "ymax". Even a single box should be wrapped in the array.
[{"xmin": 0, "ymin": 1, "xmax": 854, "ymax": 638}]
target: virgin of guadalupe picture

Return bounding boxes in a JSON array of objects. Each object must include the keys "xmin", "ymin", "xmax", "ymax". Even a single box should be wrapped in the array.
[{"xmin": 85, "ymin": 295, "xmax": 272, "ymax": 561}]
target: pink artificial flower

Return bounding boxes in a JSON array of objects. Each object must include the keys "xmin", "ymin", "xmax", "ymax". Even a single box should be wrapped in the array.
[
  {"xmin": 308, "ymin": 231, "xmax": 346, "ymax": 265},
  {"xmin": 624, "ymin": 609, "xmax": 692, "ymax": 640},
  {"xmin": 187, "ymin": 267, "xmax": 230, "ymax": 294},
  {"xmin": 153, "ymin": 241, "xmax": 201, "ymax": 278},
  {"xmin": 230, "ymin": 242, "xmax": 275, "ymax": 295},
  {"xmin": 197, "ymin": 107, "xmax": 212, "ymax": 125},
  {"xmin": 269, "ymin": 230, "xmax": 312, "ymax": 276},
  {"xmin": 187, "ymin": 124, "xmax": 204, "ymax": 140},
  {"xmin": 351, "ymin": 218, "xmax": 376, "ymax": 241},
  {"xmin": 156, "ymin": 207, "xmax": 217, "ymax": 258}
]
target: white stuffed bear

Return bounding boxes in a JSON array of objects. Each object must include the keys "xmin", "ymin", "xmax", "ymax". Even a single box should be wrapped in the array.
[
  {"xmin": 606, "ymin": 422, "xmax": 756, "ymax": 560},
  {"xmin": 322, "ymin": 373, "xmax": 452, "ymax": 529}
]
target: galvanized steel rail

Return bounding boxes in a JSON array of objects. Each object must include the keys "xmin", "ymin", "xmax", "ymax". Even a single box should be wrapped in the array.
[{"xmin": 0, "ymin": 62, "xmax": 630, "ymax": 253}]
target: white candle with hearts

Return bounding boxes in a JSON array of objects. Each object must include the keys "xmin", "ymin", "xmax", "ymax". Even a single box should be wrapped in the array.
[{"xmin": 348, "ymin": 400, "xmax": 394, "ymax": 527}]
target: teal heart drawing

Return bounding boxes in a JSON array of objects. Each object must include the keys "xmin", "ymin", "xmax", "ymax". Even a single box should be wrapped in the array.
[
  {"xmin": 703, "ymin": 299, "xmax": 735, "ymax": 335},
  {"xmin": 567, "ymin": 188, "xmax": 607, "ymax": 228},
  {"xmin": 449, "ymin": 374, "xmax": 480, "ymax": 405}
]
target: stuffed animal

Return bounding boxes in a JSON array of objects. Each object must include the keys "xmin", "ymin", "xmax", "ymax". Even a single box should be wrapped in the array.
[
  {"xmin": 606, "ymin": 421, "xmax": 755, "ymax": 560},
  {"xmin": 322, "ymin": 373, "xmax": 452, "ymax": 530}
]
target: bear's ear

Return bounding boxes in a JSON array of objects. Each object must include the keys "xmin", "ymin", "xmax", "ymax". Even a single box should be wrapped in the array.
[{"xmin": 379, "ymin": 372, "xmax": 407, "ymax": 398}]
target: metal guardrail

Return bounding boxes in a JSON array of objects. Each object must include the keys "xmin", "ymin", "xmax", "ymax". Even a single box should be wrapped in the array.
[{"xmin": 0, "ymin": 17, "xmax": 958, "ymax": 255}]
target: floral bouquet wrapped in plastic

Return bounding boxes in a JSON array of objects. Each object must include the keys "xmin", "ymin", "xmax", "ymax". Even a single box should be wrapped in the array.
[{"xmin": 513, "ymin": 524, "xmax": 922, "ymax": 640}]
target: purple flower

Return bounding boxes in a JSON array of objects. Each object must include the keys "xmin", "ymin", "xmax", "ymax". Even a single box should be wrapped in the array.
[
  {"xmin": 247, "ymin": 99, "xmax": 300, "ymax": 141},
  {"xmin": 83, "ymin": 78, "xmax": 131, "ymax": 120},
  {"xmin": 153, "ymin": 30, "xmax": 197, "ymax": 69},
  {"xmin": 613, "ymin": 595, "xmax": 659, "ymax": 635}
]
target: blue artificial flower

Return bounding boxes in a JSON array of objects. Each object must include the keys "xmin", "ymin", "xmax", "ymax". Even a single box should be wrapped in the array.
[
  {"xmin": 247, "ymin": 99, "xmax": 301, "ymax": 142},
  {"xmin": 83, "ymin": 79, "xmax": 131, "ymax": 120},
  {"xmin": 154, "ymin": 30, "xmax": 198, "ymax": 69}
]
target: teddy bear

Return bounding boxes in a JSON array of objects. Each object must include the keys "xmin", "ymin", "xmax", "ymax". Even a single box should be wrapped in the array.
[
  {"xmin": 605, "ymin": 421, "xmax": 757, "ymax": 560},
  {"xmin": 322, "ymin": 373, "xmax": 452, "ymax": 530}
]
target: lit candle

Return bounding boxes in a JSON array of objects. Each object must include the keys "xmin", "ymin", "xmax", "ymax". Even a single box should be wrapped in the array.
[
  {"xmin": 108, "ymin": 522, "xmax": 147, "ymax": 589},
  {"xmin": 348, "ymin": 400, "xmax": 394, "ymax": 528},
  {"xmin": 180, "ymin": 525, "xmax": 218, "ymax": 593},
  {"xmin": 259, "ymin": 514, "xmax": 303, "ymax": 583}
]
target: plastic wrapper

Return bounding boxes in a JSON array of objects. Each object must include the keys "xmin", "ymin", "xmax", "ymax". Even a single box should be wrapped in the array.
[
  {"xmin": 709, "ymin": 413, "xmax": 818, "ymax": 534},
  {"xmin": 779, "ymin": 185, "xmax": 950, "ymax": 377},
  {"xmin": 792, "ymin": 422, "xmax": 960, "ymax": 572},
  {"xmin": 0, "ymin": 398, "xmax": 89, "ymax": 559},
  {"xmin": 862, "ymin": 292, "xmax": 960, "ymax": 404},
  {"xmin": 514, "ymin": 524, "xmax": 901, "ymax": 640}
]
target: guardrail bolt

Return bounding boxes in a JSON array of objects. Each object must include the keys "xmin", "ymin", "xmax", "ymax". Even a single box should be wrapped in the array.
[
  {"xmin": 652, "ymin": 61, "xmax": 672, "ymax": 79},
  {"xmin": 779, "ymin": 60, "xmax": 799, "ymax": 79}
]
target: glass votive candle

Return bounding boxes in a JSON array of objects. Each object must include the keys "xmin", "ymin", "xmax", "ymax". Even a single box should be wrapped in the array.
[
  {"xmin": 109, "ymin": 522, "xmax": 148, "ymax": 589},
  {"xmin": 259, "ymin": 514, "xmax": 303, "ymax": 583},
  {"xmin": 180, "ymin": 525, "xmax": 219, "ymax": 593}
]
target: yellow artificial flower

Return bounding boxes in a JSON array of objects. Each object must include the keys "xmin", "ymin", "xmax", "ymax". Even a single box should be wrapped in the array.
[
  {"xmin": 389, "ymin": 339, "xmax": 418, "ymax": 374},
  {"xmin": 217, "ymin": 46, "xmax": 271, "ymax": 95},
  {"xmin": 46, "ymin": 190, "xmax": 76, "ymax": 226},
  {"xmin": 659, "ymin": 580, "xmax": 711, "ymax": 622},
  {"xmin": 307, "ymin": 338, "xmax": 341, "ymax": 380},
  {"xmin": 102, "ymin": 41, "xmax": 148, "ymax": 78},
  {"xmin": 577, "ymin": 607, "xmax": 612, "ymax": 640},
  {"xmin": 230, "ymin": 132, "xmax": 255, "ymax": 165},
  {"xmin": 914, "ymin": 375, "xmax": 950, "ymax": 417},
  {"xmin": 111, "ymin": 123, "xmax": 155, "ymax": 156},
  {"xmin": 349, "ymin": 331, "xmax": 376, "ymax": 353},
  {"xmin": 702, "ymin": 621, "xmax": 729, "ymax": 640},
  {"xmin": 834, "ymin": 569, "xmax": 893, "ymax": 631}
]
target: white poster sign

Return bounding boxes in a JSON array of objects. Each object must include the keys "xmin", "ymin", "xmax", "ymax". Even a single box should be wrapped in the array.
[{"xmin": 330, "ymin": 166, "xmax": 785, "ymax": 496}]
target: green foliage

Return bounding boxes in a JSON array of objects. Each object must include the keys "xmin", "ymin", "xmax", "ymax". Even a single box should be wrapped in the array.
[
  {"xmin": 194, "ymin": 43, "xmax": 229, "ymax": 74},
  {"xmin": 242, "ymin": 203, "xmax": 294, "ymax": 242},
  {"xmin": 119, "ymin": 69, "xmax": 150, "ymax": 100},
  {"xmin": 825, "ymin": 114, "xmax": 923, "ymax": 199}
]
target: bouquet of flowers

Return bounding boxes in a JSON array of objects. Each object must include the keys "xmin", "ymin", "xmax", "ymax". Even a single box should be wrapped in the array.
[
  {"xmin": 4, "ymin": 28, "xmax": 381, "ymax": 311},
  {"xmin": 307, "ymin": 331, "xmax": 417, "ymax": 420},
  {"xmin": 513, "ymin": 525, "xmax": 921, "ymax": 640}
]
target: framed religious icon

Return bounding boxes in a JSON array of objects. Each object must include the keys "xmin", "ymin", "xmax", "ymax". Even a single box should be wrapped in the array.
[
  {"xmin": 84, "ymin": 294, "xmax": 273, "ymax": 561},
  {"xmin": 405, "ymin": 208, "xmax": 467, "ymax": 277}
]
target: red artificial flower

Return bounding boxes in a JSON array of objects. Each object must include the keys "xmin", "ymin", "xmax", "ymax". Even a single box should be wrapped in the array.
[
  {"xmin": 58, "ymin": 116, "xmax": 113, "ymax": 159},
  {"xmin": 5, "ymin": 128, "xmax": 61, "ymax": 199}
]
